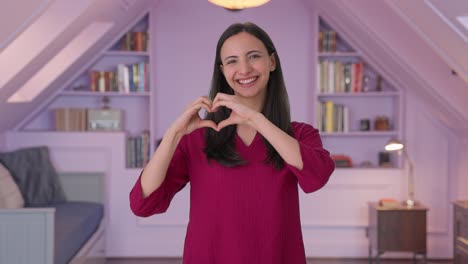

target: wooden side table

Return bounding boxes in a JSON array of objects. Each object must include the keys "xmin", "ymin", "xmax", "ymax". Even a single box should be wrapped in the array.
[
  {"xmin": 453, "ymin": 201, "xmax": 468, "ymax": 264},
  {"xmin": 367, "ymin": 202, "xmax": 428, "ymax": 264}
]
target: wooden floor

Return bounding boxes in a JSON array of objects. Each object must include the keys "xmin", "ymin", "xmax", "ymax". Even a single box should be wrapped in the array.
[{"xmin": 106, "ymin": 258, "xmax": 453, "ymax": 264}]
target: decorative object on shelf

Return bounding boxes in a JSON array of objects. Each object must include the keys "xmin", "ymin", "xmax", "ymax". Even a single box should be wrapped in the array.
[
  {"xmin": 378, "ymin": 152, "xmax": 391, "ymax": 167},
  {"xmin": 374, "ymin": 115, "xmax": 390, "ymax": 131},
  {"xmin": 208, "ymin": 0, "xmax": 270, "ymax": 10},
  {"xmin": 385, "ymin": 139, "xmax": 416, "ymax": 207},
  {"xmin": 101, "ymin": 96, "xmax": 110, "ymax": 109},
  {"xmin": 87, "ymin": 109, "xmax": 123, "ymax": 131},
  {"xmin": 376, "ymin": 75, "xmax": 383, "ymax": 92},
  {"xmin": 87, "ymin": 96, "xmax": 123, "ymax": 131},
  {"xmin": 359, "ymin": 160, "xmax": 374, "ymax": 168},
  {"xmin": 362, "ymin": 75, "xmax": 370, "ymax": 92},
  {"xmin": 359, "ymin": 118, "xmax": 370, "ymax": 131},
  {"xmin": 330, "ymin": 154, "xmax": 353, "ymax": 168}
]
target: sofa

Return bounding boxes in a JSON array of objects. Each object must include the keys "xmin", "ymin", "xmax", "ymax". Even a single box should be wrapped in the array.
[{"xmin": 0, "ymin": 146, "xmax": 105, "ymax": 264}]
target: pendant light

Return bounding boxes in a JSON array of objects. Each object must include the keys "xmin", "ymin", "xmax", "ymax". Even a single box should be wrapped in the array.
[{"xmin": 208, "ymin": 0, "xmax": 270, "ymax": 10}]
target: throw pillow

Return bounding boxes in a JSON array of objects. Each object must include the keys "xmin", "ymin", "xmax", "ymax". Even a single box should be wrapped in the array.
[
  {"xmin": 0, "ymin": 162, "xmax": 25, "ymax": 208},
  {"xmin": 0, "ymin": 146, "xmax": 67, "ymax": 207}
]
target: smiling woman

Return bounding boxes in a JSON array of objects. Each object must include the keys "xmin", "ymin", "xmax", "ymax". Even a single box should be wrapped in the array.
[
  {"xmin": 218, "ymin": 32, "xmax": 275, "ymax": 107},
  {"xmin": 129, "ymin": 22, "xmax": 335, "ymax": 264}
]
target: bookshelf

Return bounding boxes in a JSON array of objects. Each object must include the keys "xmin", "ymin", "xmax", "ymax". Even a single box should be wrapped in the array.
[
  {"xmin": 315, "ymin": 17, "xmax": 402, "ymax": 169},
  {"xmin": 21, "ymin": 13, "xmax": 152, "ymax": 169}
]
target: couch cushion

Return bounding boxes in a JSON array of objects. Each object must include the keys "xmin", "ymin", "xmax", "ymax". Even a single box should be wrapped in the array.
[
  {"xmin": 52, "ymin": 201, "xmax": 104, "ymax": 264},
  {"xmin": 0, "ymin": 162, "xmax": 24, "ymax": 208},
  {"xmin": 0, "ymin": 146, "xmax": 67, "ymax": 207}
]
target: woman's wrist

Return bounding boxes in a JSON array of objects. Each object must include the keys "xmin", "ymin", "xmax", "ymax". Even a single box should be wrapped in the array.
[
  {"xmin": 248, "ymin": 112, "xmax": 267, "ymax": 131},
  {"xmin": 164, "ymin": 126, "xmax": 185, "ymax": 145}
]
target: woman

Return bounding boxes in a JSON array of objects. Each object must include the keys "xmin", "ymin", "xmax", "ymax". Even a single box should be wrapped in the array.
[{"xmin": 130, "ymin": 22, "xmax": 335, "ymax": 264}]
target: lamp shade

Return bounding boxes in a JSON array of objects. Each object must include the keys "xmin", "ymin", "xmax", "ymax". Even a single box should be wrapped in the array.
[
  {"xmin": 385, "ymin": 139, "xmax": 404, "ymax": 152},
  {"xmin": 208, "ymin": 0, "xmax": 270, "ymax": 10}
]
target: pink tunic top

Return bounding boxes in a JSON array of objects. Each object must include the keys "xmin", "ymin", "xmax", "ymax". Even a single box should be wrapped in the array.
[{"xmin": 130, "ymin": 122, "xmax": 334, "ymax": 264}]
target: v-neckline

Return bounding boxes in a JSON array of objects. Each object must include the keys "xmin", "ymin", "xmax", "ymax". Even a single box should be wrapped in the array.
[{"xmin": 235, "ymin": 131, "xmax": 260, "ymax": 148}]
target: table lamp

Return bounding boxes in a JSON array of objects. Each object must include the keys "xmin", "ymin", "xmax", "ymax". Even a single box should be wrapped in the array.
[{"xmin": 385, "ymin": 139, "xmax": 415, "ymax": 207}]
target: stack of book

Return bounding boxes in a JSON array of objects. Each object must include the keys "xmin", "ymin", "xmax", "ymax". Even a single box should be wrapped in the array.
[
  {"xmin": 318, "ymin": 30, "xmax": 337, "ymax": 52},
  {"xmin": 119, "ymin": 31, "xmax": 149, "ymax": 52},
  {"xmin": 53, "ymin": 108, "xmax": 88, "ymax": 131},
  {"xmin": 89, "ymin": 62, "xmax": 149, "ymax": 93},
  {"xmin": 378, "ymin": 198, "xmax": 400, "ymax": 208},
  {"xmin": 126, "ymin": 130, "xmax": 150, "ymax": 168},
  {"xmin": 317, "ymin": 60, "xmax": 364, "ymax": 94},
  {"xmin": 316, "ymin": 101, "xmax": 349, "ymax": 133}
]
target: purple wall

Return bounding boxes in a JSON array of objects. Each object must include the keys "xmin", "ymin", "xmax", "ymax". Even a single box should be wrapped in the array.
[
  {"xmin": 2, "ymin": 0, "xmax": 466, "ymax": 258},
  {"xmin": 152, "ymin": 0, "xmax": 314, "ymax": 137}
]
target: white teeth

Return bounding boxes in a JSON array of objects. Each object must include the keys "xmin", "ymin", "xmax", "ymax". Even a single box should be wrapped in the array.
[{"xmin": 238, "ymin": 77, "xmax": 256, "ymax": 84}]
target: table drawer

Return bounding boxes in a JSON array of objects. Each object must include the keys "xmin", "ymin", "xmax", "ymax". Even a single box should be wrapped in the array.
[
  {"xmin": 454, "ymin": 201, "xmax": 468, "ymax": 264},
  {"xmin": 455, "ymin": 211, "xmax": 468, "ymax": 240}
]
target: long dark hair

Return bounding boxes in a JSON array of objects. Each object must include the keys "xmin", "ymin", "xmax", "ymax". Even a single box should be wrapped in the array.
[{"xmin": 204, "ymin": 22, "xmax": 292, "ymax": 169}]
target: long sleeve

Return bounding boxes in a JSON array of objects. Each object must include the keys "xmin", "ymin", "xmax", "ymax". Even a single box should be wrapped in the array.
[
  {"xmin": 129, "ymin": 136, "xmax": 189, "ymax": 217},
  {"xmin": 286, "ymin": 122, "xmax": 335, "ymax": 193}
]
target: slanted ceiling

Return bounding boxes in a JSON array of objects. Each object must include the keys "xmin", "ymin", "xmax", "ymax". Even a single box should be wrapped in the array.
[
  {"xmin": 0, "ymin": 0, "xmax": 467, "ymax": 134},
  {"xmin": 0, "ymin": 0, "xmax": 153, "ymax": 132},
  {"xmin": 0, "ymin": 0, "xmax": 52, "ymax": 51}
]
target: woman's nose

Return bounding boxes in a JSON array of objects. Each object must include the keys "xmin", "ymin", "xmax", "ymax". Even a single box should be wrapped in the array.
[{"xmin": 238, "ymin": 60, "xmax": 252, "ymax": 74}]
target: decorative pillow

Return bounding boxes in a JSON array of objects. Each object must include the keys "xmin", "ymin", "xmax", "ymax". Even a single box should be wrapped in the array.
[
  {"xmin": 0, "ymin": 162, "xmax": 25, "ymax": 209},
  {"xmin": 0, "ymin": 146, "xmax": 67, "ymax": 207}
]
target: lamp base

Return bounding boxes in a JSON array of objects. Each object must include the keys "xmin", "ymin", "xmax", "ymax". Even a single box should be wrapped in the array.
[{"xmin": 404, "ymin": 199, "xmax": 416, "ymax": 208}]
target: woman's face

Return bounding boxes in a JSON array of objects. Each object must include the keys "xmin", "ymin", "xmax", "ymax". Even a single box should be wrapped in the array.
[{"xmin": 220, "ymin": 32, "xmax": 276, "ymax": 103}]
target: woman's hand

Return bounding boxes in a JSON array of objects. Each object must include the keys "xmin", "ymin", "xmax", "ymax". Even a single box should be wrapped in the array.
[
  {"xmin": 212, "ymin": 93, "xmax": 259, "ymax": 131},
  {"xmin": 170, "ymin": 96, "xmax": 217, "ymax": 136}
]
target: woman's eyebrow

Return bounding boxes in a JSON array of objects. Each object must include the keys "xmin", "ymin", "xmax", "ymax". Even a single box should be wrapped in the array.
[
  {"xmin": 223, "ymin": 55, "xmax": 238, "ymax": 62},
  {"xmin": 223, "ymin": 50, "xmax": 263, "ymax": 62},
  {"xmin": 246, "ymin": 50, "xmax": 262, "ymax": 55}
]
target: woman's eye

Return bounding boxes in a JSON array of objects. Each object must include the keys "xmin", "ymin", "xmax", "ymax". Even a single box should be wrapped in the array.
[
  {"xmin": 249, "ymin": 54, "xmax": 260, "ymax": 59},
  {"xmin": 226, "ymin": 60, "xmax": 236, "ymax": 65}
]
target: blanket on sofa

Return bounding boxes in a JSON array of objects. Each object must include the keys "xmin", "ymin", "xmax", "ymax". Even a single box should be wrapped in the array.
[{"xmin": 0, "ymin": 146, "xmax": 67, "ymax": 207}]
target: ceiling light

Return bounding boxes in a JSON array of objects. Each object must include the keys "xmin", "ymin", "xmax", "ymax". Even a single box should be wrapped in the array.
[{"xmin": 208, "ymin": 0, "xmax": 270, "ymax": 10}]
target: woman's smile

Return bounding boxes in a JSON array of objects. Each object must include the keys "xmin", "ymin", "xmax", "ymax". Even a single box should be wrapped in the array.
[{"xmin": 237, "ymin": 76, "xmax": 259, "ymax": 87}]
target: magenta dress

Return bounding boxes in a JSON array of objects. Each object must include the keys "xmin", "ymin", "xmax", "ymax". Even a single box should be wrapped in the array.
[{"xmin": 130, "ymin": 122, "xmax": 334, "ymax": 264}]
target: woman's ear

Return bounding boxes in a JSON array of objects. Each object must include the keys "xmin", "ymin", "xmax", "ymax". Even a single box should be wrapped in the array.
[
  {"xmin": 269, "ymin": 53, "xmax": 276, "ymax": 72},
  {"xmin": 219, "ymin": 64, "xmax": 224, "ymax": 74}
]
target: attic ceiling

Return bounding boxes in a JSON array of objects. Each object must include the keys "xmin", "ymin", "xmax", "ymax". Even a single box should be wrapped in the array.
[
  {"xmin": 0, "ymin": 0, "xmax": 467, "ymax": 134},
  {"xmin": 0, "ymin": 0, "xmax": 51, "ymax": 51},
  {"xmin": 387, "ymin": 0, "xmax": 468, "ymax": 84},
  {"xmin": 0, "ymin": 0, "xmax": 153, "ymax": 132}
]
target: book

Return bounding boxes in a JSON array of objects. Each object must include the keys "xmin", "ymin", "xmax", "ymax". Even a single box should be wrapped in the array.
[{"xmin": 378, "ymin": 198, "xmax": 400, "ymax": 208}]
